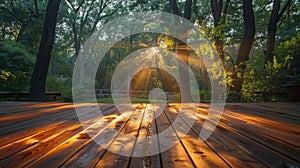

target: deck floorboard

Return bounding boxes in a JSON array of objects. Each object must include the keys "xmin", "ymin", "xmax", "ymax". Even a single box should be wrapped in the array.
[{"xmin": 0, "ymin": 102, "xmax": 299, "ymax": 167}]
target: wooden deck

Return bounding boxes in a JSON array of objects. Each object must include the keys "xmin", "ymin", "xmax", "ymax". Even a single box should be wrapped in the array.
[{"xmin": 0, "ymin": 102, "xmax": 299, "ymax": 167}]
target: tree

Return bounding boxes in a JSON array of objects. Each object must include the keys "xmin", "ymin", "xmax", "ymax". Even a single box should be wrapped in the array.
[
  {"xmin": 0, "ymin": 40, "xmax": 35, "ymax": 91},
  {"xmin": 169, "ymin": 0, "xmax": 194, "ymax": 102},
  {"xmin": 232, "ymin": 0, "xmax": 255, "ymax": 94},
  {"xmin": 265, "ymin": 0, "xmax": 292, "ymax": 63},
  {"xmin": 0, "ymin": 0, "xmax": 46, "ymax": 53},
  {"xmin": 62, "ymin": 0, "xmax": 124, "ymax": 60},
  {"xmin": 29, "ymin": 0, "xmax": 61, "ymax": 101},
  {"xmin": 210, "ymin": 0, "xmax": 230, "ymax": 60}
]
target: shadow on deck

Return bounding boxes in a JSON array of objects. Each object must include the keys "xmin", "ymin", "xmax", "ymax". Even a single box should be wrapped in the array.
[{"xmin": 0, "ymin": 102, "xmax": 299, "ymax": 167}]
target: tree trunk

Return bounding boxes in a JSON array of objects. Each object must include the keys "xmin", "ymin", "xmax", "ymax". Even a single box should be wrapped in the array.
[
  {"xmin": 72, "ymin": 22, "xmax": 81, "ymax": 60},
  {"xmin": 170, "ymin": 0, "xmax": 194, "ymax": 102},
  {"xmin": 211, "ymin": 0, "xmax": 222, "ymax": 26},
  {"xmin": 29, "ymin": 0, "xmax": 61, "ymax": 101},
  {"xmin": 177, "ymin": 47, "xmax": 193, "ymax": 102},
  {"xmin": 232, "ymin": 0, "xmax": 255, "ymax": 94},
  {"xmin": 265, "ymin": 0, "xmax": 280, "ymax": 63},
  {"xmin": 265, "ymin": 0, "xmax": 292, "ymax": 63},
  {"xmin": 50, "ymin": 57, "xmax": 55, "ymax": 76},
  {"xmin": 74, "ymin": 38, "xmax": 81, "ymax": 60},
  {"xmin": 211, "ymin": 0, "xmax": 230, "ymax": 60}
]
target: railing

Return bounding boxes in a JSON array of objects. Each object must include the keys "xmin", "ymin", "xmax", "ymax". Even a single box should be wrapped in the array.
[
  {"xmin": 95, "ymin": 89, "xmax": 180, "ymax": 100},
  {"xmin": 0, "ymin": 92, "xmax": 61, "ymax": 101}
]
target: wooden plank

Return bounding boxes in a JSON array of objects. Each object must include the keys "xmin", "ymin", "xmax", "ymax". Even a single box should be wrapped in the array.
[
  {"xmin": 62, "ymin": 104, "xmax": 160, "ymax": 168},
  {"xmin": 0, "ymin": 109, "xmax": 75, "ymax": 146},
  {"xmin": 0, "ymin": 105, "xmax": 114, "ymax": 167},
  {"xmin": 214, "ymin": 123, "xmax": 299, "ymax": 167},
  {"xmin": 154, "ymin": 103, "xmax": 196, "ymax": 168},
  {"xmin": 51, "ymin": 105, "xmax": 136, "ymax": 168},
  {"xmin": 227, "ymin": 103, "xmax": 300, "ymax": 122},
  {"xmin": 66, "ymin": 104, "xmax": 140, "ymax": 168},
  {"xmin": 175, "ymin": 104, "xmax": 268, "ymax": 167},
  {"xmin": 0, "ymin": 104, "xmax": 112, "ymax": 147},
  {"xmin": 129, "ymin": 104, "xmax": 161, "ymax": 168},
  {"xmin": 94, "ymin": 104, "xmax": 147, "ymax": 168},
  {"xmin": 0, "ymin": 102, "xmax": 299, "ymax": 167},
  {"xmin": 0, "ymin": 102, "xmax": 70, "ymax": 116},
  {"xmin": 0, "ymin": 123, "xmax": 83, "ymax": 167},
  {"xmin": 0, "ymin": 120, "xmax": 80, "ymax": 161},
  {"xmin": 0, "ymin": 103, "xmax": 75, "ymax": 127},
  {"xmin": 220, "ymin": 109, "xmax": 300, "ymax": 164},
  {"xmin": 22, "ymin": 104, "xmax": 124, "ymax": 167},
  {"xmin": 222, "ymin": 109, "xmax": 300, "ymax": 146},
  {"xmin": 0, "ymin": 101, "xmax": 40, "ymax": 108},
  {"xmin": 0, "ymin": 104, "xmax": 114, "ymax": 161},
  {"xmin": 251, "ymin": 102, "xmax": 300, "ymax": 114},
  {"xmin": 53, "ymin": 105, "xmax": 131, "ymax": 168},
  {"xmin": 194, "ymin": 104, "xmax": 300, "ymax": 167},
  {"xmin": 164, "ymin": 104, "xmax": 231, "ymax": 167},
  {"xmin": 0, "ymin": 104, "xmax": 95, "ymax": 139}
]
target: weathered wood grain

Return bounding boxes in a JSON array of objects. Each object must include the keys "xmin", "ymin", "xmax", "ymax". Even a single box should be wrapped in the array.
[{"xmin": 0, "ymin": 102, "xmax": 299, "ymax": 168}]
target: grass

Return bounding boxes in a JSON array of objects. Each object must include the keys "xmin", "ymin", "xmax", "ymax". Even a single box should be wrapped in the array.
[{"xmin": 97, "ymin": 97, "xmax": 150, "ymax": 104}]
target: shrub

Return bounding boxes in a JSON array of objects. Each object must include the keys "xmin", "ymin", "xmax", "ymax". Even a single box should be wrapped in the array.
[
  {"xmin": 242, "ymin": 55, "xmax": 292, "ymax": 102},
  {"xmin": 46, "ymin": 76, "xmax": 72, "ymax": 102},
  {"xmin": 0, "ymin": 40, "xmax": 35, "ymax": 91}
]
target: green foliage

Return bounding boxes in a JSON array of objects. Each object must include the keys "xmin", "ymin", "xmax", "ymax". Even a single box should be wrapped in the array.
[
  {"xmin": 0, "ymin": 0, "xmax": 299, "ymax": 103},
  {"xmin": 276, "ymin": 31, "xmax": 300, "ymax": 71},
  {"xmin": 240, "ymin": 17, "xmax": 299, "ymax": 102},
  {"xmin": 286, "ymin": 74, "xmax": 300, "ymax": 85},
  {"xmin": 45, "ymin": 76, "xmax": 72, "ymax": 102},
  {"xmin": 0, "ymin": 0, "xmax": 47, "ymax": 53},
  {"xmin": 0, "ymin": 70, "xmax": 12, "ymax": 81},
  {"xmin": 198, "ymin": 90, "xmax": 211, "ymax": 103},
  {"xmin": 242, "ymin": 55, "xmax": 292, "ymax": 102},
  {"xmin": 0, "ymin": 40, "xmax": 35, "ymax": 70},
  {"xmin": 0, "ymin": 40, "xmax": 35, "ymax": 91},
  {"xmin": 50, "ymin": 51, "xmax": 73, "ymax": 78},
  {"xmin": 0, "ymin": 71, "xmax": 29, "ymax": 91}
]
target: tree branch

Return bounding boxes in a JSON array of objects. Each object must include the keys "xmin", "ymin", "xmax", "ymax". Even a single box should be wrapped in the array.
[
  {"xmin": 90, "ymin": 1, "xmax": 122, "ymax": 35},
  {"xmin": 276, "ymin": 0, "xmax": 292, "ymax": 23},
  {"xmin": 75, "ymin": 0, "xmax": 85, "ymax": 13},
  {"xmin": 223, "ymin": 0, "xmax": 230, "ymax": 15},
  {"xmin": 224, "ymin": 50, "xmax": 235, "ymax": 70},
  {"xmin": 218, "ymin": 0, "xmax": 223, "ymax": 17},
  {"xmin": 65, "ymin": 0, "xmax": 75, "ymax": 10},
  {"xmin": 34, "ymin": 0, "xmax": 38, "ymax": 15},
  {"xmin": 278, "ymin": 2, "xmax": 298, "ymax": 27}
]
